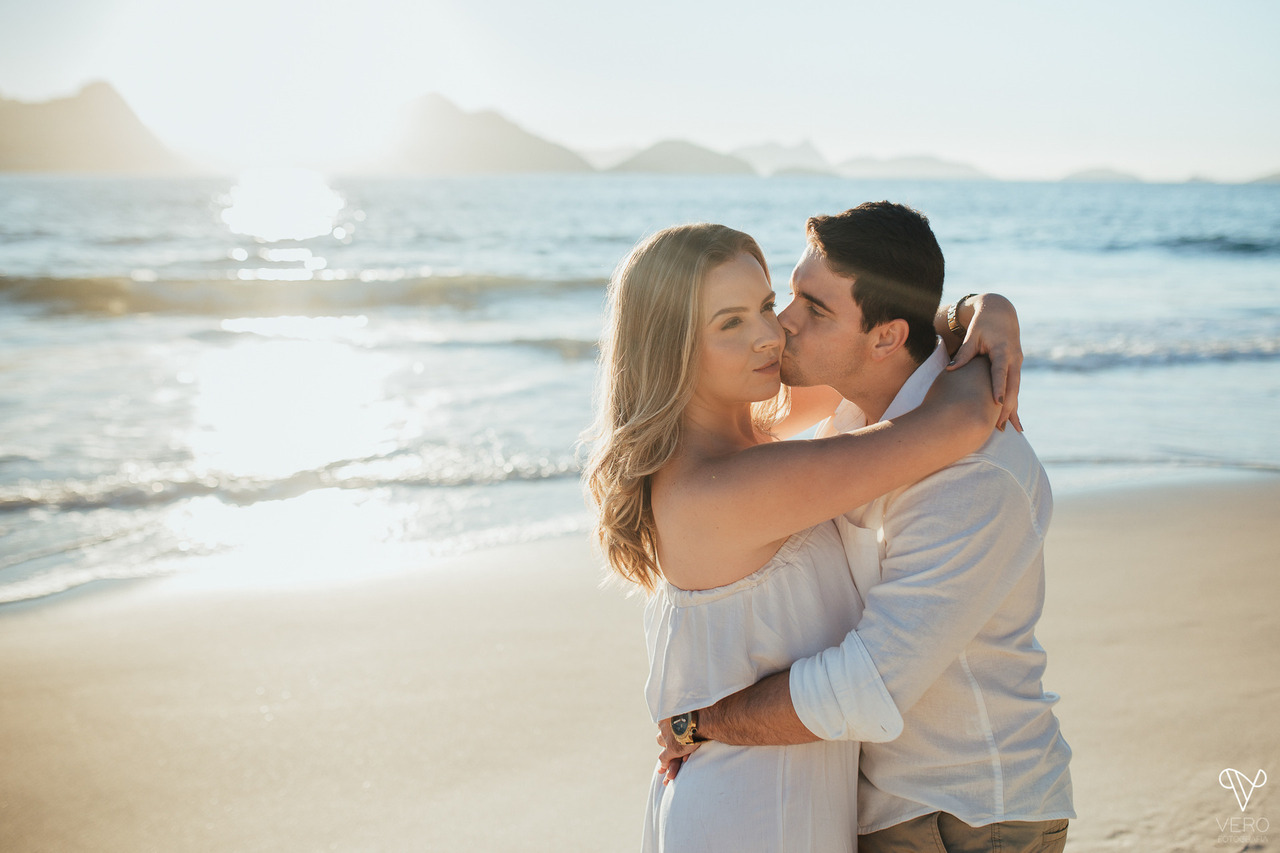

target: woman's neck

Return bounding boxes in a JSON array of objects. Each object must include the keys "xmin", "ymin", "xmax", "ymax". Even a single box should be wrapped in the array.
[{"xmin": 680, "ymin": 395, "xmax": 761, "ymax": 456}]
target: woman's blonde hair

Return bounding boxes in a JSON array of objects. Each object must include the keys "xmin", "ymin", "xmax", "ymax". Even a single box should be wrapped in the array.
[{"xmin": 583, "ymin": 223, "xmax": 784, "ymax": 591}]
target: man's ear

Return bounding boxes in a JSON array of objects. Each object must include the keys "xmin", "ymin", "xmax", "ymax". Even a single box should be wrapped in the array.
[{"xmin": 868, "ymin": 319, "xmax": 910, "ymax": 362}]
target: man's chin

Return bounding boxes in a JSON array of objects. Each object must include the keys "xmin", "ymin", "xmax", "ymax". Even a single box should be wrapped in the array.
[
  {"xmin": 780, "ymin": 352, "xmax": 811, "ymax": 386},
  {"xmin": 780, "ymin": 367, "xmax": 806, "ymax": 386}
]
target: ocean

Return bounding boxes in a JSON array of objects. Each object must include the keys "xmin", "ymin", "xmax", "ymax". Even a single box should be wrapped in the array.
[{"xmin": 1, "ymin": 171, "xmax": 1277, "ymax": 604}]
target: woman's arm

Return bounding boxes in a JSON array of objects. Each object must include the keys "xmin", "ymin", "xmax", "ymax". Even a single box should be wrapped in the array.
[
  {"xmin": 670, "ymin": 359, "xmax": 1000, "ymax": 554},
  {"xmin": 934, "ymin": 293, "xmax": 1023, "ymax": 431}
]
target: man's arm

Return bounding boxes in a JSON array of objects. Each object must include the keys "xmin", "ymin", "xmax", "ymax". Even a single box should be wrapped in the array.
[
  {"xmin": 843, "ymin": 454, "xmax": 1048, "ymax": 714},
  {"xmin": 663, "ymin": 450, "xmax": 1047, "ymax": 754},
  {"xmin": 665, "ymin": 626, "xmax": 902, "ymax": 750},
  {"xmin": 655, "ymin": 670, "xmax": 815, "ymax": 781},
  {"xmin": 656, "ymin": 635, "xmax": 900, "ymax": 775},
  {"xmin": 698, "ymin": 670, "xmax": 814, "ymax": 745}
]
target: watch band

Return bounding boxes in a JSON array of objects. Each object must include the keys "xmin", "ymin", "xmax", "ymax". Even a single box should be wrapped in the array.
[{"xmin": 947, "ymin": 293, "xmax": 978, "ymax": 338}]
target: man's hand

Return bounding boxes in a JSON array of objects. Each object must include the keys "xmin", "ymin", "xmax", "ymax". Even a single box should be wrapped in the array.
[
  {"xmin": 656, "ymin": 717, "xmax": 700, "ymax": 785},
  {"xmin": 946, "ymin": 293, "xmax": 1023, "ymax": 432}
]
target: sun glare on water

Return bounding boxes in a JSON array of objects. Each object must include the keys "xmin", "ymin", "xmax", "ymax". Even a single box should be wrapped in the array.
[
  {"xmin": 155, "ymin": 318, "xmax": 428, "ymax": 591},
  {"xmin": 220, "ymin": 168, "xmax": 345, "ymax": 243},
  {"xmin": 160, "ymin": 165, "xmax": 429, "ymax": 593},
  {"xmin": 185, "ymin": 332, "xmax": 403, "ymax": 481}
]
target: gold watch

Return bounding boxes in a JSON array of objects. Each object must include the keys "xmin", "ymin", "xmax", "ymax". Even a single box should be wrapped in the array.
[
  {"xmin": 947, "ymin": 293, "xmax": 978, "ymax": 338},
  {"xmin": 670, "ymin": 710, "xmax": 700, "ymax": 745}
]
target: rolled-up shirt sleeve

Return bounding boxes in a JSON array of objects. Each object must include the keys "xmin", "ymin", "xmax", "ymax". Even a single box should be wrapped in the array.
[
  {"xmin": 789, "ymin": 455, "xmax": 1049, "ymax": 740},
  {"xmin": 790, "ymin": 625, "xmax": 904, "ymax": 742}
]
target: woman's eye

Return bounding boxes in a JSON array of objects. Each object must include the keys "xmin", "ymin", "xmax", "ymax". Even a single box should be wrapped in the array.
[
  {"xmin": 763, "ymin": 302, "xmax": 776, "ymax": 313},
  {"xmin": 721, "ymin": 318, "xmax": 741, "ymax": 329}
]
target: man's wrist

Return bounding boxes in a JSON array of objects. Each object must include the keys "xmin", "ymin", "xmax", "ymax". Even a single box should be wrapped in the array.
[
  {"xmin": 693, "ymin": 702, "xmax": 719, "ymax": 742},
  {"xmin": 962, "ymin": 293, "xmax": 982, "ymax": 328},
  {"xmin": 670, "ymin": 709, "xmax": 706, "ymax": 745},
  {"xmin": 947, "ymin": 293, "xmax": 978, "ymax": 338}
]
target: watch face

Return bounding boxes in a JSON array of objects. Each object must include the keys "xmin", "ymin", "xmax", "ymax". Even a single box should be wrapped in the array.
[{"xmin": 671, "ymin": 715, "xmax": 689, "ymax": 737}]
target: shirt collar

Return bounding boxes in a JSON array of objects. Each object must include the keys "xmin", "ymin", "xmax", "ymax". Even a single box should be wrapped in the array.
[
  {"xmin": 880, "ymin": 338, "xmax": 949, "ymax": 423},
  {"xmin": 823, "ymin": 338, "xmax": 949, "ymax": 434}
]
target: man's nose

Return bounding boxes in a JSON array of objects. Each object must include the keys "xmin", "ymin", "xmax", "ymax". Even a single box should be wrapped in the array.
[{"xmin": 777, "ymin": 302, "xmax": 799, "ymax": 335}]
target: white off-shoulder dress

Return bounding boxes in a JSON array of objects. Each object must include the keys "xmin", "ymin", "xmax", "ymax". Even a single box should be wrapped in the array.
[{"xmin": 641, "ymin": 520, "xmax": 866, "ymax": 853}]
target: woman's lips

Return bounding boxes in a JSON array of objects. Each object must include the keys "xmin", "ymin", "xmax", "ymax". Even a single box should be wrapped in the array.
[{"xmin": 754, "ymin": 360, "xmax": 780, "ymax": 374}]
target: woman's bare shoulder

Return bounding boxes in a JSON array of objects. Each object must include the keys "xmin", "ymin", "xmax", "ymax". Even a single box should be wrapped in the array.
[{"xmin": 650, "ymin": 449, "xmax": 787, "ymax": 590}]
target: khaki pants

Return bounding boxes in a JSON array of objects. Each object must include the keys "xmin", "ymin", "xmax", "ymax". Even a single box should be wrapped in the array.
[{"xmin": 860, "ymin": 812, "xmax": 1069, "ymax": 853}]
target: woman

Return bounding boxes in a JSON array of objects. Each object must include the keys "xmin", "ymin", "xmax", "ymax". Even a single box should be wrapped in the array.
[{"xmin": 584, "ymin": 223, "xmax": 1017, "ymax": 852}]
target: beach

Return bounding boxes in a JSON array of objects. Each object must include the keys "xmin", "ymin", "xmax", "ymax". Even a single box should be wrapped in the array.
[
  {"xmin": 1, "ymin": 476, "xmax": 1276, "ymax": 852},
  {"xmin": 1, "ymin": 173, "xmax": 1277, "ymax": 852}
]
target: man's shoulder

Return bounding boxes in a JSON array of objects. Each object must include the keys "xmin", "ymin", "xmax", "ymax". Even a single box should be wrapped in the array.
[
  {"xmin": 970, "ymin": 425, "xmax": 1046, "ymax": 487},
  {"xmin": 887, "ymin": 428, "xmax": 1052, "ymax": 535}
]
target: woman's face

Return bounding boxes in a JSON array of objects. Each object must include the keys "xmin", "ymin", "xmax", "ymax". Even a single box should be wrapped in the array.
[{"xmin": 694, "ymin": 251, "xmax": 784, "ymax": 405}]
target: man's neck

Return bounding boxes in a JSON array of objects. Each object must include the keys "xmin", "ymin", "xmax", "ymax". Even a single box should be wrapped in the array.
[{"xmin": 835, "ymin": 357, "xmax": 921, "ymax": 424}]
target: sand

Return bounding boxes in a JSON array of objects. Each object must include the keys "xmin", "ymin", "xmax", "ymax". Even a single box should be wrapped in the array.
[{"xmin": 1, "ymin": 477, "xmax": 1277, "ymax": 852}]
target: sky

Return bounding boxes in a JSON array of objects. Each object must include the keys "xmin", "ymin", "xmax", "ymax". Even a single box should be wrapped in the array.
[{"xmin": 1, "ymin": 0, "xmax": 1278, "ymax": 181}]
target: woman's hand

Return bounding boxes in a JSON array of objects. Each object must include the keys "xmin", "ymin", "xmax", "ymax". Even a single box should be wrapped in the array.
[{"xmin": 945, "ymin": 294, "xmax": 1023, "ymax": 432}]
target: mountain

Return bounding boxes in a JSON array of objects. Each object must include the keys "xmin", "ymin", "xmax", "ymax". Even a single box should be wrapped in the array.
[
  {"xmin": 1249, "ymin": 171, "xmax": 1280, "ymax": 184},
  {"xmin": 0, "ymin": 81, "xmax": 187, "ymax": 173},
  {"xmin": 611, "ymin": 140, "xmax": 756, "ymax": 175},
  {"xmin": 1061, "ymin": 168, "xmax": 1143, "ymax": 183},
  {"xmin": 732, "ymin": 140, "xmax": 829, "ymax": 176},
  {"xmin": 836, "ymin": 155, "xmax": 989, "ymax": 180},
  {"xmin": 580, "ymin": 146, "xmax": 640, "ymax": 170},
  {"xmin": 388, "ymin": 93, "xmax": 591, "ymax": 174},
  {"xmin": 771, "ymin": 166, "xmax": 840, "ymax": 178}
]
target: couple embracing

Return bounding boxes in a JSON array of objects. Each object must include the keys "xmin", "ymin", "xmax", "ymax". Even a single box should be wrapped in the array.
[{"xmin": 585, "ymin": 202, "xmax": 1074, "ymax": 853}]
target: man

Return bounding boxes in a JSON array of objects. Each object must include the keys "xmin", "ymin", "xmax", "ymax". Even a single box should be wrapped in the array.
[{"xmin": 661, "ymin": 202, "xmax": 1074, "ymax": 852}]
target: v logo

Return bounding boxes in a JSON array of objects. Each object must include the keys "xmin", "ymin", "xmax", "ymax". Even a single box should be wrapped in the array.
[{"xmin": 1220, "ymin": 768, "xmax": 1268, "ymax": 812}]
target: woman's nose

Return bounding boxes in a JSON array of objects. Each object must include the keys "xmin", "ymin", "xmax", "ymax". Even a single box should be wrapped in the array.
[{"xmin": 755, "ymin": 314, "xmax": 784, "ymax": 351}]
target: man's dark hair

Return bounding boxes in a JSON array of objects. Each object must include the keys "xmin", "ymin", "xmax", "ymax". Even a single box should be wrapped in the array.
[{"xmin": 806, "ymin": 201, "xmax": 945, "ymax": 364}]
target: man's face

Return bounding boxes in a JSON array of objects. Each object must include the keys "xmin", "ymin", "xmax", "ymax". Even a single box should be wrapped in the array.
[{"xmin": 777, "ymin": 246, "xmax": 873, "ymax": 390}]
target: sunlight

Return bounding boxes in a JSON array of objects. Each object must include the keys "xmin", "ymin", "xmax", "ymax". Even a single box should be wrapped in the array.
[
  {"xmin": 220, "ymin": 168, "xmax": 345, "ymax": 243},
  {"xmin": 220, "ymin": 315, "xmax": 371, "ymax": 343},
  {"xmin": 185, "ymin": 335, "xmax": 405, "ymax": 482},
  {"xmin": 161, "ymin": 489, "xmax": 428, "ymax": 591},
  {"xmin": 151, "ymin": 318, "xmax": 436, "ymax": 593}
]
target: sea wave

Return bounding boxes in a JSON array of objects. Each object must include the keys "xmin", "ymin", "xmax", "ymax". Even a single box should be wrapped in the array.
[
  {"xmin": 1157, "ymin": 235, "xmax": 1280, "ymax": 255},
  {"xmin": 192, "ymin": 325, "xmax": 601, "ymax": 360},
  {"xmin": 1040, "ymin": 455, "xmax": 1280, "ymax": 473},
  {"xmin": 0, "ymin": 561, "xmax": 177, "ymax": 607},
  {"xmin": 1092, "ymin": 234, "xmax": 1280, "ymax": 256},
  {"xmin": 1024, "ymin": 337, "xmax": 1280, "ymax": 371},
  {"xmin": 0, "ymin": 447, "xmax": 582, "ymax": 514},
  {"xmin": 949, "ymin": 229, "xmax": 1280, "ymax": 257},
  {"xmin": 0, "ymin": 454, "xmax": 44, "ymax": 467},
  {"xmin": 0, "ymin": 273, "xmax": 606, "ymax": 316},
  {"xmin": 93, "ymin": 234, "xmax": 167, "ymax": 247},
  {"xmin": 385, "ymin": 336, "xmax": 599, "ymax": 360}
]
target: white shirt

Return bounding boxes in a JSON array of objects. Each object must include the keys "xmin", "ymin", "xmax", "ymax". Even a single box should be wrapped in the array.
[{"xmin": 789, "ymin": 343, "xmax": 1075, "ymax": 832}]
